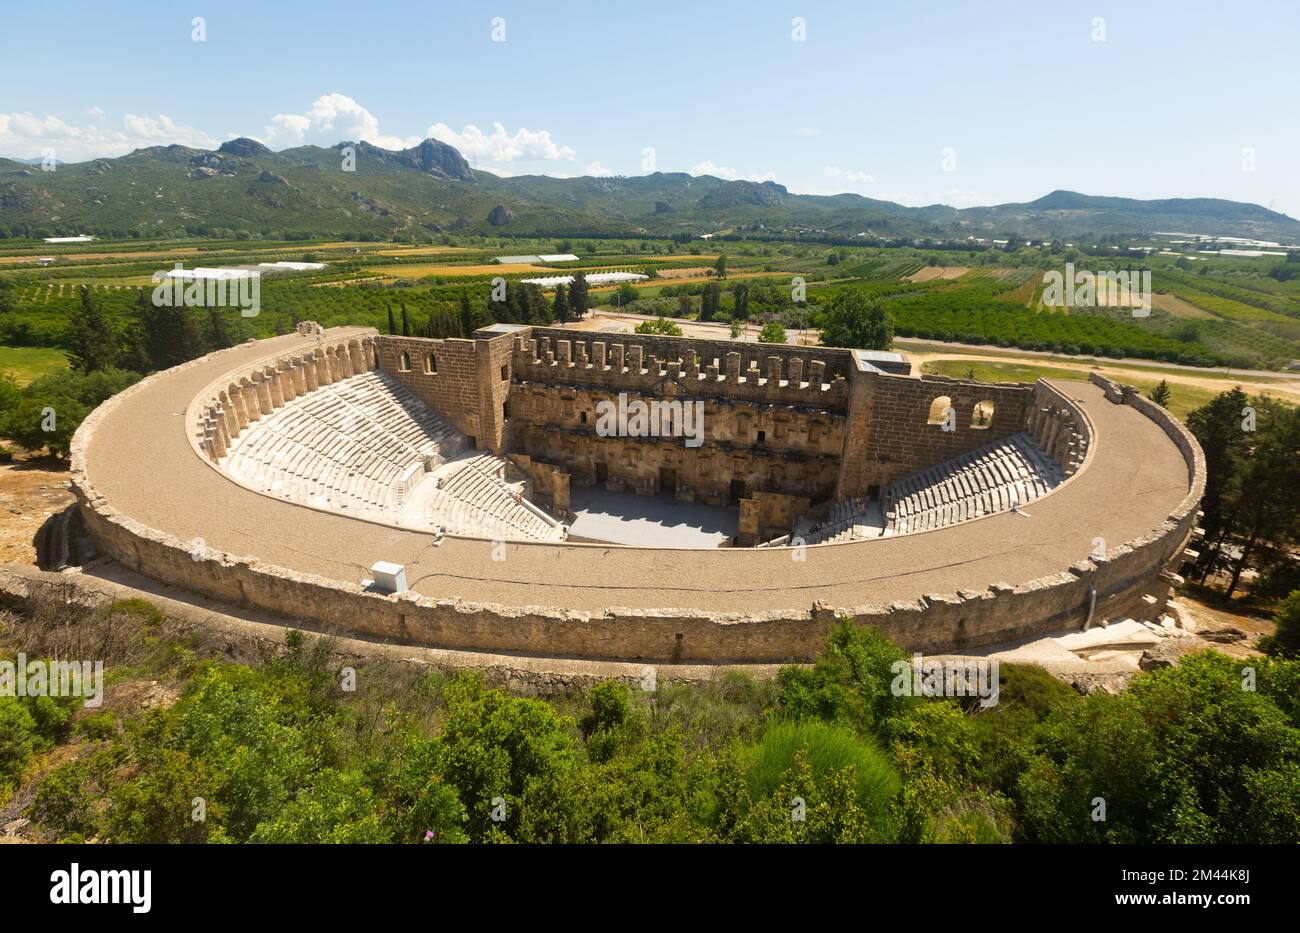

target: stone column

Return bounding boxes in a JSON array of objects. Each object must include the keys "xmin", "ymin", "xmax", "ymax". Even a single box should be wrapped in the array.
[
  {"xmin": 593, "ymin": 341, "xmax": 607, "ymax": 368},
  {"xmin": 298, "ymin": 356, "xmax": 315, "ymax": 393},
  {"xmin": 210, "ymin": 406, "xmax": 230, "ymax": 454},
  {"xmin": 629, "ymin": 346, "xmax": 644, "ymax": 372},
  {"xmin": 611, "ymin": 345, "xmax": 625, "ymax": 371},
  {"xmin": 252, "ymin": 373, "xmax": 273, "ymax": 416},
  {"xmin": 788, "ymin": 358, "xmax": 804, "ymax": 386},
  {"xmin": 202, "ymin": 423, "xmax": 221, "ymax": 460},
  {"xmin": 239, "ymin": 378, "xmax": 260, "ymax": 423},
  {"xmin": 227, "ymin": 384, "xmax": 248, "ymax": 431},
  {"xmin": 286, "ymin": 358, "xmax": 301, "ymax": 396},
  {"xmin": 265, "ymin": 366, "xmax": 284, "ymax": 408},
  {"xmin": 557, "ymin": 340, "xmax": 572, "ymax": 365},
  {"xmin": 809, "ymin": 360, "xmax": 826, "ymax": 387},
  {"xmin": 277, "ymin": 361, "xmax": 296, "ymax": 403},
  {"xmin": 215, "ymin": 395, "xmax": 235, "ymax": 443},
  {"xmin": 766, "ymin": 356, "xmax": 782, "ymax": 385},
  {"xmin": 725, "ymin": 352, "xmax": 741, "ymax": 379},
  {"xmin": 312, "ymin": 351, "xmax": 329, "ymax": 386}
]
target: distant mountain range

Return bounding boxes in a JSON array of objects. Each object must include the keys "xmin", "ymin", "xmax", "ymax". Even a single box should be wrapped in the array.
[{"xmin": 3, "ymin": 137, "xmax": 1298, "ymax": 243}]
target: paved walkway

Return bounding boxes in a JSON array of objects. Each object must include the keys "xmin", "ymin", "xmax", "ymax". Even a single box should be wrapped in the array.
[{"xmin": 78, "ymin": 328, "xmax": 1192, "ymax": 615}]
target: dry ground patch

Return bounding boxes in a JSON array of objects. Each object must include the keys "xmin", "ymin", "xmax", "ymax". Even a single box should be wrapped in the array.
[
  {"xmin": 0, "ymin": 449, "xmax": 73, "ymax": 565},
  {"xmin": 1151, "ymin": 291, "xmax": 1216, "ymax": 318},
  {"xmin": 371, "ymin": 262, "xmax": 551, "ymax": 278},
  {"xmin": 905, "ymin": 266, "xmax": 969, "ymax": 282}
]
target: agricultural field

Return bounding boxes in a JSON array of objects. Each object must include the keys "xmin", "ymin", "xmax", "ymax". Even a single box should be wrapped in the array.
[
  {"xmin": 0, "ymin": 345, "xmax": 68, "ymax": 384},
  {"xmin": 2, "ymin": 235, "xmax": 1299, "ymax": 389}
]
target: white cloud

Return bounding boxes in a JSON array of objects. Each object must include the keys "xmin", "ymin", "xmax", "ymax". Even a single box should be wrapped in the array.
[
  {"xmin": 689, "ymin": 160, "xmax": 777, "ymax": 182},
  {"xmin": 86, "ymin": 105, "xmax": 104, "ymax": 119},
  {"xmin": 426, "ymin": 121, "xmax": 575, "ymax": 163},
  {"xmin": 795, "ymin": 127, "xmax": 822, "ymax": 137},
  {"xmin": 0, "ymin": 110, "xmax": 216, "ymax": 162},
  {"xmin": 264, "ymin": 93, "xmax": 420, "ymax": 150},
  {"xmin": 583, "ymin": 160, "xmax": 614, "ymax": 177},
  {"xmin": 823, "ymin": 165, "xmax": 876, "ymax": 186}
]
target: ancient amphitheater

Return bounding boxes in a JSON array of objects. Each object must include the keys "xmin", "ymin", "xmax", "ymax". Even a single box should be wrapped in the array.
[{"xmin": 63, "ymin": 322, "xmax": 1205, "ymax": 668}]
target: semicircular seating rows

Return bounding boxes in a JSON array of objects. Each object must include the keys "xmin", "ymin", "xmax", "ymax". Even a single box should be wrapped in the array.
[
  {"xmin": 220, "ymin": 369, "xmax": 566, "ymax": 541},
  {"xmin": 222, "ymin": 369, "xmax": 464, "ymax": 520},
  {"xmin": 798, "ymin": 432, "xmax": 1062, "ymax": 544}
]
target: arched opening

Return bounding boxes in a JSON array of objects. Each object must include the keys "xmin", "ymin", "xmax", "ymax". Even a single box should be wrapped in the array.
[
  {"xmin": 424, "ymin": 353, "xmax": 437, "ymax": 374},
  {"xmin": 927, "ymin": 395, "xmax": 953, "ymax": 425},
  {"xmin": 971, "ymin": 400, "xmax": 995, "ymax": 429},
  {"xmin": 399, "ymin": 350, "xmax": 411, "ymax": 372}
]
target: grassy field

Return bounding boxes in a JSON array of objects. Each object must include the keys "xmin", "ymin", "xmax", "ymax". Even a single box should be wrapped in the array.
[
  {"xmin": 921, "ymin": 358, "xmax": 1221, "ymax": 420},
  {"xmin": 901, "ymin": 339, "xmax": 1289, "ymax": 385},
  {"xmin": 0, "ymin": 345, "xmax": 69, "ymax": 384}
]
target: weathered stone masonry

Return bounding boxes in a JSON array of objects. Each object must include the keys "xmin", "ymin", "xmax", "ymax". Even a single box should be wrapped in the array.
[
  {"xmin": 70, "ymin": 327, "xmax": 1201, "ymax": 666},
  {"xmin": 369, "ymin": 326, "xmax": 1091, "ymax": 535}
]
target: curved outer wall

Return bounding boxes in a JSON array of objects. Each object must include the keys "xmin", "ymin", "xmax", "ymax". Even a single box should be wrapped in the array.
[{"xmin": 69, "ymin": 341, "xmax": 1204, "ymax": 664}]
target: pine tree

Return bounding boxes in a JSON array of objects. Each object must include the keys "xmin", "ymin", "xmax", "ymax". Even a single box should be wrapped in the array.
[
  {"xmin": 1148, "ymin": 379, "xmax": 1171, "ymax": 408},
  {"xmin": 63, "ymin": 286, "xmax": 119, "ymax": 373},
  {"xmin": 387, "ymin": 305, "xmax": 397, "ymax": 335},
  {"xmin": 401, "ymin": 304, "xmax": 411, "ymax": 337}
]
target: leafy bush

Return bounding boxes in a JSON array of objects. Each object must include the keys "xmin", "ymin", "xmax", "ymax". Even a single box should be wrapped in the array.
[
  {"xmin": 635, "ymin": 316, "xmax": 683, "ymax": 336},
  {"xmin": 1263, "ymin": 589, "xmax": 1300, "ymax": 659}
]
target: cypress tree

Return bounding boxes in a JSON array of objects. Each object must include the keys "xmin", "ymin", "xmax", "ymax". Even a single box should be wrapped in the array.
[
  {"xmin": 553, "ymin": 284, "xmax": 570, "ymax": 324},
  {"xmin": 569, "ymin": 272, "xmax": 588, "ymax": 318},
  {"xmin": 459, "ymin": 289, "xmax": 474, "ymax": 336}
]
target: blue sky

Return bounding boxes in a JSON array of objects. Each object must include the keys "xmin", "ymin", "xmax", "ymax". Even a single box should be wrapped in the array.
[{"xmin": 2, "ymin": 0, "xmax": 1297, "ymax": 215}]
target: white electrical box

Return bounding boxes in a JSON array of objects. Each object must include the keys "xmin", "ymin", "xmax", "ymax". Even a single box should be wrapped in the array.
[{"xmin": 369, "ymin": 561, "xmax": 407, "ymax": 594}]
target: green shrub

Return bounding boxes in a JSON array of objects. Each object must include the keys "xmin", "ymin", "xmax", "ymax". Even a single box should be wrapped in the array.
[
  {"xmin": 776, "ymin": 621, "xmax": 911, "ymax": 734},
  {"xmin": 0, "ymin": 698, "xmax": 39, "ymax": 794},
  {"xmin": 1262, "ymin": 590, "xmax": 1300, "ymax": 659},
  {"xmin": 721, "ymin": 720, "xmax": 901, "ymax": 842}
]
